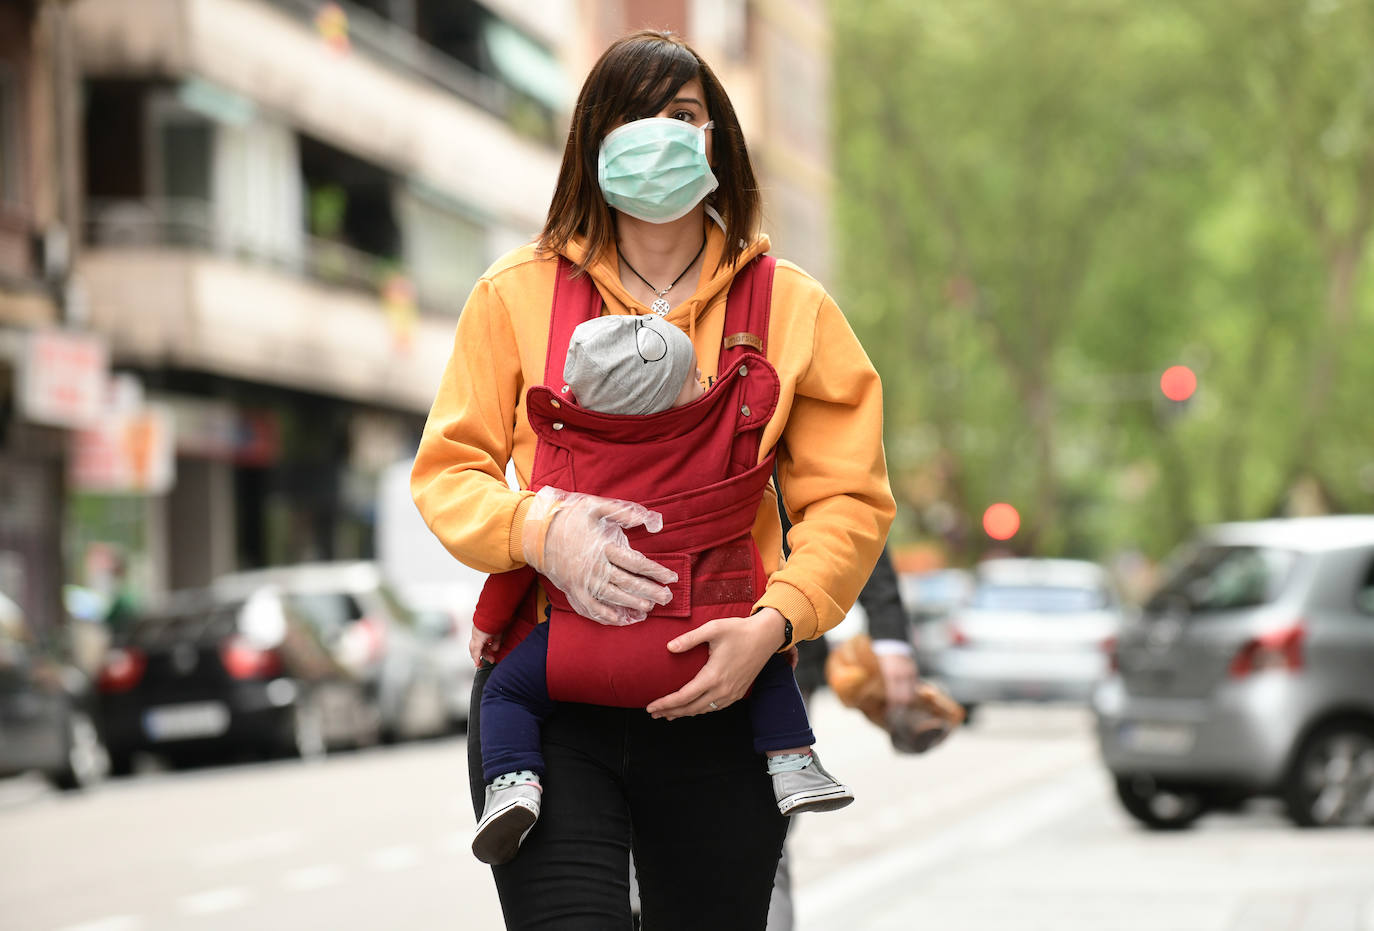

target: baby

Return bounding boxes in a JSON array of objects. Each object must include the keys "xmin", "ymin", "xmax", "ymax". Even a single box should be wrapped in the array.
[{"xmin": 470, "ymin": 313, "xmax": 852, "ymax": 866}]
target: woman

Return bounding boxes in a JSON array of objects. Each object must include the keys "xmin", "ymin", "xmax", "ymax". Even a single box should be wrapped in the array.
[{"xmin": 411, "ymin": 30, "xmax": 894, "ymax": 930}]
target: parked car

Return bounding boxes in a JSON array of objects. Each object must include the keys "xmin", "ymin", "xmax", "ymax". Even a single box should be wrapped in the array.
[
  {"xmin": 214, "ymin": 562, "xmax": 449, "ymax": 743},
  {"xmin": 98, "ymin": 586, "xmax": 383, "ymax": 769},
  {"xmin": 1095, "ymin": 515, "xmax": 1374, "ymax": 830},
  {"xmin": 935, "ymin": 558, "xmax": 1123, "ymax": 717},
  {"xmin": 398, "ymin": 580, "xmax": 481, "ymax": 729},
  {"xmin": 0, "ymin": 590, "xmax": 108, "ymax": 789},
  {"xmin": 898, "ymin": 568, "xmax": 973, "ymax": 675}
]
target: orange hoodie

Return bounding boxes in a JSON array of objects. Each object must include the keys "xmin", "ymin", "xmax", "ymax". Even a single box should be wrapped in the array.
[{"xmin": 410, "ymin": 221, "xmax": 894, "ymax": 645}]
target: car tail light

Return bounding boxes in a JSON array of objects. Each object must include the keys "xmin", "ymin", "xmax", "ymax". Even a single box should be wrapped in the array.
[
  {"xmin": 355, "ymin": 616, "xmax": 388, "ymax": 660},
  {"xmin": 220, "ymin": 636, "xmax": 284, "ymax": 679},
  {"xmin": 947, "ymin": 620, "xmax": 969, "ymax": 648},
  {"xmin": 1103, "ymin": 636, "xmax": 1119, "ymax": 673},
  {"xmin": 98, "ymin": 647, "xmax": 147, "ymax": 693},
  {"xmin": 1228, "ymin": 622, "xmax": 1304, "ymax": 679}
]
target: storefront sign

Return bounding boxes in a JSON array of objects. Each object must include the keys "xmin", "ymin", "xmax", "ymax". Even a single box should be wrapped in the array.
[
  {"xmin": 18, "ymin": 329, "xmax": 109, "ymax": 429},
  {"xmin": 70, "ymin": 403, "xmax": 176, "ymax": 495}
]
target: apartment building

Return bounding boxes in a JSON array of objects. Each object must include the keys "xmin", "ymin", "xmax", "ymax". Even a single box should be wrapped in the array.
[
  {"xmin": 66, "ymin": 0, "xmax": 833, "ymax": 595},
  {"xmin": 70, "ymin": 0, "xmax": 570, "ymax": 590},
  {"xmin": 0, "ymin": 0, "xmax": 97, "ymax": 636}
]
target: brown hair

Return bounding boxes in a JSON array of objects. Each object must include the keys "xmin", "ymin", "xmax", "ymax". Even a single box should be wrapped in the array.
[{"xmin": 539, "ymin": 30, "xmax": 760, "ymax": 277}]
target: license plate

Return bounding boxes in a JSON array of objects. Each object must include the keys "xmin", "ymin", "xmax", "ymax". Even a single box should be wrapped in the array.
[
  {"xmin": 143, "ymin": 702, "xmax": 231, "ymax": 742},
  {"xmin": 1119, "ymin": 722, "xmax": 1195, "ymax": 755}
]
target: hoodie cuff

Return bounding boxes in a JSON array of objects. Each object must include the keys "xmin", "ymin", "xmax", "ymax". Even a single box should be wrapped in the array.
[
  {"xmin": 753, "ymin": 582, "xmax": 819, "ymax": 652},
  {"xmin": 507, "ymin": 493, "xmax": 535, "ymax": 565}
]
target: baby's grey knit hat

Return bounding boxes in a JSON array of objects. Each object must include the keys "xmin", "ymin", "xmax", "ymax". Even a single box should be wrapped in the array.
[{"xmin": 563, "ymin": 314, "xmax": 696, "ymax": 415}]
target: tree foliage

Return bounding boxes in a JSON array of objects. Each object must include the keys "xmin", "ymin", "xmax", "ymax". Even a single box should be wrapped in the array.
[{"xmin": 830, "ymin": 0, "xmax": 1374, "ymax": 563}]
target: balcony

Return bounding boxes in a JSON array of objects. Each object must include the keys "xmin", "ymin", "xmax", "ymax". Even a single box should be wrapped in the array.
[
  {"xmin": 71, "ymin": 0, "xmax": 563, "ymax": 236},
  {"xmin": 83, "ymin": 198, "xmax": 457, "ymax": 413}
]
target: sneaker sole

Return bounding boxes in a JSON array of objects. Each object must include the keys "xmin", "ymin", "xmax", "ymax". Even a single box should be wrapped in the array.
[
  {"xmin": 472, "ymin": 799, "xmax": 539, "ymax": 865},
  {"xmin": 778, "ymin": 786, "xmax": 855, "ymax": 816}
]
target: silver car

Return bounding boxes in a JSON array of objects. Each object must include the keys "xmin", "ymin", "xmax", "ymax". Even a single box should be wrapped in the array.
[
  {"xmin": 214, "ymin": 562, "xmax": 450, "ymax": 743},
  {"xmin": 936, "ymin": 558, "xmax": 1122, "ymax": 715},
  {"xmin": 1094, "ymin": 516, "xmax": 1374, "ymax": 829}
]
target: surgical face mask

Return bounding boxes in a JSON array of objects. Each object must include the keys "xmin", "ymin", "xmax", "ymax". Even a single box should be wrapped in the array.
[{"xmin": 597, "ymin": 117, "xmax": 719, "ymax": 223}]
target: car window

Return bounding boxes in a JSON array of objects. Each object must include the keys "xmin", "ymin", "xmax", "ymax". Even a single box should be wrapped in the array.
[
  {"xmin": 288, "ymin": 592, "xmax": 362, "ymax": 641},
  {"xmin": 1356, "ymin": 556, "xmax": 1374, "ymax": 616},
  {"xmin": 376, "ymin": 584, "xmax": 417, "ymax": 628},
  {"xmin": 1146, "ymin": 545, "xmax": 1297, "ymax": 613},
  {"xmin": 970, "ymin": 585, "xmax": 1108, "ymax": 612}
]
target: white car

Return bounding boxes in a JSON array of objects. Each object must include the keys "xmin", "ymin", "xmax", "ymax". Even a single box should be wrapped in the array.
[
  {"xmin": 400, "ymin": 580, "xmax": 482, "ymax": 728},
  {"xmin": 935, "ymin": 558, "xmax": 1124, "ymax": 715}
]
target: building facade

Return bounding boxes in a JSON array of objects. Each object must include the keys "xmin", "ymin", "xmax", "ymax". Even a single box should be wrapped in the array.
[
  {"xmin": 69, "ymin": 0, "xmax": 570, "ymax": 592},
  {"xmin": 0, "ymin": 0, "xmax": 100, "ymax": 638},
  {"xmin": 64, "ymin": 0, "xmax": 833, "ymax": 599}
]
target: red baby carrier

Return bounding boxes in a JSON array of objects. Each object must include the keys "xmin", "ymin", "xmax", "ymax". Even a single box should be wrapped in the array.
[{"xmin": 481, "ymin": 252, "xmax": 780, "ymax": 708}]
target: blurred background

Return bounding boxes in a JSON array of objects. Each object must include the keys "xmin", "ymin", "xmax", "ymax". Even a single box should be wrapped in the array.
[{"xmin": 1, "ymin": 0, "xmax": 1372, "ymax": 929}]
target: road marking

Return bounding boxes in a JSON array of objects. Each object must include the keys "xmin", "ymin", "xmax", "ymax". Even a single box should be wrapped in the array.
[
  {"xmin": 54, "ymin": 917, "xmax": 145, "ymax": 931},
  {"xmin": 368, "ymin": 845, "xmax": 422, "ymax": 872},
  {"xmin": 282, "ymin": 864, "xmax": 345, "ymax": 892},
  {"xmin": 191, "ymin": 830, "xmax": 301, "ymax": 867},
  {"xmin": 177, "ymin": 887, "xmax": 252, "ymax": 916},
  {"xmin": 795, "ymin": 763, "xmax": 1104, "ymax": 926}
]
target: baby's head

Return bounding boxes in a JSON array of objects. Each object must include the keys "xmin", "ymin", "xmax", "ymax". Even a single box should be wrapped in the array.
[{"xmin": 563, "ymin": 314, "xmax": 704, "ymax": 415}]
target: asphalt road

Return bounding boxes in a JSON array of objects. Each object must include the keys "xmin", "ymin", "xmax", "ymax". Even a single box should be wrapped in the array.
[{"xmin": 2, "ymin": 698, "xmax": 1372, "ymax": 931}]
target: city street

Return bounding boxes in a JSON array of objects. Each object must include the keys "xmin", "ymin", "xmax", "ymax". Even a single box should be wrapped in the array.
[{"xmin": 3, "ymin": 696, "xmax": 1373, "ymax": 931}]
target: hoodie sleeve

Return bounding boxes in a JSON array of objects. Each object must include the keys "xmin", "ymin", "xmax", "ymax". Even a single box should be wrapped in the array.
[
  {"xmin": 411, "ymin": 276, "xmax": 536, "ymax": 574},
  {"xmin": 753, "ymin": 288, "xmax": 896, "ymax": 644}
]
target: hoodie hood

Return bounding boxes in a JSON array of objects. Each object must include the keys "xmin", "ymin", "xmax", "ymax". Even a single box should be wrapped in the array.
[{"xmin": 557, "ymin": 218, "xmax": 771, "ymax": 335}]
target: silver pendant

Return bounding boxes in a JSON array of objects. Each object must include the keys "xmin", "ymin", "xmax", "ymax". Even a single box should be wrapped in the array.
[{"xmin": 651, "ymin": 297, "xmax": 671, "ymax": 315}]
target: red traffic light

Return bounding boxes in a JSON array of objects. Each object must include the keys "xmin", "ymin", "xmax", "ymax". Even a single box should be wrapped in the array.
[
  {"xmin": 1160, "ymin": 365, "xmax": 1197, "ymax": 402},
  {"xmin": 983, "ymin": 503, "xmax": 1020, "ymax": 541}
]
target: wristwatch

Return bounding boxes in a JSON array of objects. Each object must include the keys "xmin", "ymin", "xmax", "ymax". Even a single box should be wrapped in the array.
[{"xmin": 779, "ymin": 616, "xmax": 794, "ymax": 652}]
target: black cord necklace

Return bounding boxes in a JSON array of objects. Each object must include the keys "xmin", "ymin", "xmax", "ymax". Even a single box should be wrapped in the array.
[{"xmin": 619, "ymin": 238, "xmax": 707, "ymax": 315}]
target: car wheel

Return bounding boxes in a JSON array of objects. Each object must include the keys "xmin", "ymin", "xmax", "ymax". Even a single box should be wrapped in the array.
[
  {"xmin": 1282, "ymin": 721, "xmax": 1374, "ymax": 828},
  {"xmin": 107, "ymin": 749, "xmax": 134, "ymax": 777},
  {"xmin": 48, "ymin": 710, "xmax": 110, "ymax": 791},
  {"xmin": 1114, "ymin": 775, "xmax": 1207, "ymax": 830}
]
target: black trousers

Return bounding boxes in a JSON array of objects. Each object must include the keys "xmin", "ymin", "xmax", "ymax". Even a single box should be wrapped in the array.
[{"xmin": 468, "ymin": 664, "xmax": 788, "ymax": 930}]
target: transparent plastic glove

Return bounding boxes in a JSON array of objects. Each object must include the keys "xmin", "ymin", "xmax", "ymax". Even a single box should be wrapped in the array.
[{"xmin": 522, "ymin": 486, "xmax": 678, "ymax": 626}]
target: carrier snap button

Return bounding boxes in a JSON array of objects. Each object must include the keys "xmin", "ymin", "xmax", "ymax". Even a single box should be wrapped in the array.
[
  {"xmin": 553, "ymin": 422, "xmax": 564, "ymax": 430},
  {"xmin": 550, "ymin": 399, "xmax": 561, "ymax": 409},
  {"xmin": 738, "ymin": 365, "xmax": 748, "ymax": 376},
  {"xmin": 740, "ymin": 405, "xmax": 751, "ymax": 417}
]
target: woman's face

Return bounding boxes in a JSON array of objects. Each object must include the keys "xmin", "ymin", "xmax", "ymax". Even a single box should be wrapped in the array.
[{"xmin": 620, "ymin": 77, "xmax": 714, "ymax": 164}]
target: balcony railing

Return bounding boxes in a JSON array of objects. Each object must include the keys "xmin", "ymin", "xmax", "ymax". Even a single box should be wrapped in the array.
[
  {"xmin": 85, "ymin": 198, "xmax": 451, "ymax": 315},
  {"xmin": 265, "ymin": 0, "xmax": 547, "ymax": 135}
]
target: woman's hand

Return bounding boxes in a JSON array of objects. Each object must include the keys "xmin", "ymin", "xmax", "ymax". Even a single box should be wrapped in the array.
[
  {"xmin": 645, "ymin": 607, "xmax": 788, "ymax": 720},
  {"xmin": 524, "ymin": 487, "xmax": 678, "ymax": 626}
]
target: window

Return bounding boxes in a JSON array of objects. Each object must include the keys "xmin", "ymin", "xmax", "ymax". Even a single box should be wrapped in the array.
[
  {"xmin": 396, "ymin": 184, "xmax": 486, "ymax": 314},
  {"xmin": 288, "ymin": 592, "xmax": 362, "ymax": 643},
  {"xmin": 971, "ymin": 584, "xmax": 1108, "ymax": 613},
  {"xmin": 0, "ymin": 62, "xmax": 19, "ymax": 206},
  {"xmin": 1145, "ymin": 545, "xmax": 1299, "ymax": 614},
  {"xmin": 1356, "ymin": 555, "xmax": 1374, "ymax": 615}
]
